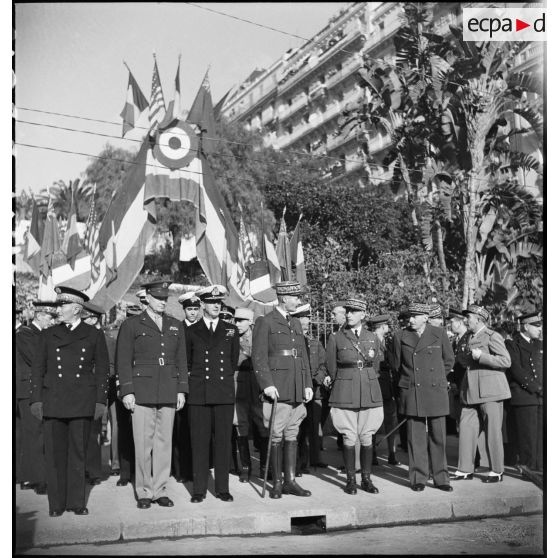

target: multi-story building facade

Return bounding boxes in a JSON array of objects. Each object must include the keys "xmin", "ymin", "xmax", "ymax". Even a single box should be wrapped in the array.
[{"xmin": 221, "ymin": 2, "xmax": 543, "ymax": 191}]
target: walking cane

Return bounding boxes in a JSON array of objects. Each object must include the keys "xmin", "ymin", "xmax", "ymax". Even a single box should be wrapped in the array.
[
  {"xmin": 373, "ymin": 417, "xmax": 408, "ymax": 449},
  {"xmin": 261, "ymin": 398, "xmax": 278, "ymax": 499}
]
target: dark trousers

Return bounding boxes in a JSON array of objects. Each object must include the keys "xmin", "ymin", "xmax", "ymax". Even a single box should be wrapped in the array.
[
  {"xmin": 298, "ymin": 399, "xmax": 323, "ymax": 466},
  {"xmin": 44, "ymin": 417, "xmax": 91, "ymax": 512},
  {"xmin": 172, "ymin": 407, "xmax": 193, "ymax": 481},
  {"xmin": 17, "ymin": 399, "xmax": 46, "ymax": 485},
  {"xmin": 189, "ymin": 404, "xmax": 234, "ymax": 495},
  {"xmin": 115, "ymin": 399, "xmax": 134, "ymax": 482},
  {"xmin": 86, "ymin": 417, "xmax": 103, "ymax": 479},
  {"xmin": 513, "ymin": 405, "xmax": 543, "ymax": 471},
  {"xmin": 406, "ymin": 415, "xmax": 448, "ymax": 486}
]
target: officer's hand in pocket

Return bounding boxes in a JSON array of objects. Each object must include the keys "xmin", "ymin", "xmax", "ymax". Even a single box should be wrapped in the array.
[{"xmin": 122, "ymin": 394, "xmax": 136, "ymax": 412}]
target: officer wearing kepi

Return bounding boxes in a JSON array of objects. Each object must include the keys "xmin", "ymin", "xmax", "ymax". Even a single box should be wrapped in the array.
[
  {"xmin": 30, "ymin": 287, "xmax": 109, "ymax": 517},
  {"xmin": 116, "ymin": 281, "xmax": 188, "ymax": 509}
]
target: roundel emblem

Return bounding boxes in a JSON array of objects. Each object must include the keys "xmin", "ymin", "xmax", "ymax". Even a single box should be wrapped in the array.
[{"xmin": 153, "ymin": 121, "xmax": 199, "ymax": 170}]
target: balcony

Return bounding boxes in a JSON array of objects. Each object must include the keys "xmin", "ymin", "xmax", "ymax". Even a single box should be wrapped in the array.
[
  {"xmin": 325, "ymin": 55, "xmax": 362, "ymax": 91},
  {"xmin": 278, "ymin": 93, "xmax": 309, "ymax": 123}
]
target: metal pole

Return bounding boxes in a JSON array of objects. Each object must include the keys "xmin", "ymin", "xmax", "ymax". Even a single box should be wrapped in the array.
[
  {"xmin": 261, "ymin": 398, "xmax": 278, "ymax": 498},
  {"xmin": 373, "ymin": 417, "xmax": 408, "ymax": 449}
]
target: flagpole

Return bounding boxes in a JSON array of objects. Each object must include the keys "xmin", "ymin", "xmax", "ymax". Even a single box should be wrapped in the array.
[{"xmin": 260, "ymin": 201, "xmax": 265, "ymax": 261}]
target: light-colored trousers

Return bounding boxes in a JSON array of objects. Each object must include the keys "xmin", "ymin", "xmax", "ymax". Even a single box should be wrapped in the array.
[
  {"xmin": 131, "ymin": 404, "xmax": 175, "ymax": 500},
  {"xmin": 263, "ymin": 401, "xmax": 306, "ymax": 443},
  {"xmin": 331, "ymin": 406, "xmax": 384, "ymax": 447},
  {"xmin": 458, "ymin": 401, "xmax": 504, "ymax": 474}
]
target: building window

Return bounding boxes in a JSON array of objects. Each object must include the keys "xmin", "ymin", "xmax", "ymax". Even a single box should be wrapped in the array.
[
  {"xmin": 287, "ymin": 125, "xmax": 293, "ymax": 135},
  {"xmin": 336, "ymin": 63, "xmax": 343, "ymax": 72},
  {"xmin": 320, "ymin": 74, "xmax": 326, "ymax": 84},
  {"xmin": 288, "ymin": 98, "xmax": 293, "ymax": 107},
  {"xmin": 379, "ymin": 21, "xmax": 385, "ymax": 31}
]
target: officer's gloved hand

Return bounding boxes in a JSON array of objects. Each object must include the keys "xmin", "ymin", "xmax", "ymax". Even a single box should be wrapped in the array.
[
  {"xmin": 303, "ymin": 387, "xmax": 313, "ymax": 403},
  {"xmin": 122, "ymin": 394, "xmax": 136, "ymax": 412},
  {"xmin": 30, "ymin": 402, "xmax": 43, "ymax": 421},
  {"xmin": 177, "ymin": 392, "xmax": 186, "ymax": 411},
  {"xmin": 94, "ymin": 403, "xmax": 106, "ymax": 421},
  {"xmin": 263, "ymin": 386, "xmax": 279, "ymax": 401}
]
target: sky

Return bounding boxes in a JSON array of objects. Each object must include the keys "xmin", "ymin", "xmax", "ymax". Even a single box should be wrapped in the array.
[{"xmin": 15, "ymin": 2, "xmax": 346, "ymax": 194}]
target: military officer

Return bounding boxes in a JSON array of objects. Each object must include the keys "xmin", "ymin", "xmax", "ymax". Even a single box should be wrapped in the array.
[
  {"xmin": 116, "ymin": 281, "xmax": 188, "ymax": 509},
  {"xmin": 391, "ymin": 302, "xmax": 454, "ymax": 492},
  {"xmin": 252, "ymin": 281, "xmax": 314, "ymax": 499},
  {"xmin": 451, "ymin": 305, "xmax": 511, "ymax": 483},
  {"xmin": 447, "ymin": 309, "xmax": 470, "ymax": 428},
  {"xmin": 428, "ymin": 304, "xmax": 444, "ymax": 328},
  {"xmin": 185, "ymin": 285, "xmax": 240, "ymax": 503},
  {"xmin": 219, "ymin": 305, "xmax": 235, "ymax": 323},
  {"xmin": 326, "ymin": 298, "xmax": 384, "ymax": 494},
  {"xmin": 16, "ymin": 301, "xmax": 59, "ymax": 494},
  {"xmin": 179, "ymin": 292, "xmax": 202, "ymax": 328},
  {"xmin": 135, "ymin": 288, "xmax": 149, "ymax": 312},
  {"xmin": 30, "ymin": 287, "xmax": 109, "ymax": 516},
  {"xmin": 505, "ymin": 312, "xmax": 543, "ymax": 472}
]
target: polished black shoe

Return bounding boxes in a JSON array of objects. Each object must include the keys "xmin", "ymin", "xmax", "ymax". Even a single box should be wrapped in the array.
[
  {"xmin": 282, "ymin": 480, "xmax": 311, "ymax": 497},
  {"xmin": 190, "ymin": 493, "xmax": 206, "ymax": 503},
  {"xmin": 153, "ymin": 496, "xmax": 174, "ymax": 507},
  {"xmin": 270, "ymin": 481, "xmax": 283, "ymax": 499},
  {"xmin": 388, "ymin": 454, "xmax": 400, "ymax": 466},
  {"xmin": 449, "ymin": 472, "xmax": 473, "ymax": 481},
  {"xmin": 311, "ymin": 462, "xmax": 328, "ymax": 468},
  {"xmin": 482, "ymin": 473, "xmax": 503, "ymax": 483},
  {"xmin": 117, "ymin": 479, "xmax": 129, "ymax": 487},
  {"xmin": 435, "ymin": 484, "xmax": 453, "ymax": 492},
  {"xmin": 137, "ymin": 498, "xmax": 151, "ymax": 509},
  {"xmin": 49, "ymin": 509, "xmax": 64, "ymax": 517},
  {"xmin": 295, "ymin": 470, "xmax": 302, "ymax": 478},
  {"xmin": 239, "ymin": 466, "xmax": 250, "ymax": 483},
  {"xmin": 411, "ymin": 483, "xmax": 425, "ymax": 492},
  {"xmin": 110, "ymin": 470, "xmax": 120, "ymax": 477},
  {"xmin": 20, "ymin": 482, "xmax": 34, "ymax": 490},
  {"xmin": 34, "ymin": 483, "xmax": 47, "ymax": 495},
  {"xmin": 67, "ymin": 507, "xmax": 89, "ymax": 515},
  {"xmin": 216, "ymin": 492, "xmax": 234, "ymax": 502},
  {"xmin": 361, "ymin": 474, "xmax": 379, "ymax": 494},
  {"xmin": 344, "ymin": 475, "xmax": 358, "ymax": 495}
]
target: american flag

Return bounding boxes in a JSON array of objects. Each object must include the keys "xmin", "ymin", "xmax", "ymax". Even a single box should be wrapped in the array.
[
  {"xmin": 149, "ymin": 57, "xmax": 166, "ymax": 131},
  {"xmin": 84, "ymin": 184, "xmax": 101, "ymax": 283},
  {"xmin": 236, "ymin": 205, "xmax": 255, "ymax": 297}
]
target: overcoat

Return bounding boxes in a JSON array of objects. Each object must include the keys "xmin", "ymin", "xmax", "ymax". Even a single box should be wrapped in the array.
[
  {"xmin": 391, "ymin": 324, "xmax": 454, "ymax": 417},
  {"xmin": 30, "ymin": 322, "xmax": 109, "ymax": 418},
  {"xmin": 252, "ymin": 308, "xmax": 312, "ymax": 404},
  {"xmin": 505, "ymin": 333, "xmax": 543, "ymax": 406},
  {"xmin": 116, "ymin": 311, "xmax": 188, "ymax": 405},
  {"xmin": 16, "ymin": 324, "xmax": 41, "ymax": 400},
  {"xmin": 326, "ymin": 326, "xmax": 383, "ymax": 409},
  {"xmin": 185, "ymin": 319, "xmax": 239, "ymax": 405}
]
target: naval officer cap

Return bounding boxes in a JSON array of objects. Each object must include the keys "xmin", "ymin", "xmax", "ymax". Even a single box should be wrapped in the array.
[
  {"xmin": 344, "ymin": 298, "xmax": 367, "ymax": 312},
  {"xmin": 519, "ymin": 311, "xmax": 542, "ymax": 326},
  {"xmin": 463, "ymin": 304, "xmax": 490, "ymax": 322},
  {"xmin": 81, "ymin": 301, "xmax": 105, "ymax": 318},
  {"xmin": 33, "ymin": 300, "xmax": 60, "ymax": 315},
  {"xmin": 369, "ymin": 314, "xmax": 390, "ymax": 327},
  {"xmin": 55, "ymin": 286, "xmax": 89, "ymax": 305},
  {"xmin": 178, "ymin": 291, "xmax": 201, "ymax": 308},
  {"xmin": 219, "ymin": 305, "xmax": 234, "ymax": 319},
  {"xmin": 407, "ymin": 302, "xmax": 431, "ymax": 316},
  {"xmin": 291, "ymin": 303, "xmax": 311, "ymax": 318},
  {"xmin": 197, "ymin": 284, "xmax": 227, "ymax": 302},
  {"xmin": 142, "ymin": 280, "xmax": 170, "ymax": 299},
  {"xmin": 274, "ymin": 280, "xmax": 304, "ymax": 297}
]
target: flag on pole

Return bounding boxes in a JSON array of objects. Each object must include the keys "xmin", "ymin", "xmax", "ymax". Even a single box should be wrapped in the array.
[
  {"xmin": 23, "ymin": 197, "xmax": 43, "ymax": 275},
  {"xmin": 39, "ymin": 190, "xmax": 61, "ymax": 279},
  {"xmin": 289, "ymin": 214, "xmax": 307, "ymax": 285},
  {"xmin": 188, "ymin": 68, "xmax": 217, "ymax": 152},
  {"xmin": 167, "ymin": 55, "xmax": 181, "ymax": 120},
  {"xmin": 120, "ymin": 64, "xmax": 148, "ymax": 138},
  {"xmin": 248, "ymin": 259, "xmax": 277, "ymax": 304},
  {"xmin": 149, "ymin": 55, "xmax": 166, "ymax": 132},
  {"xmin": 263, "ymin": 234, "xmax": 281, "ymax": 284},
  {"xmin": 213, "ymin": 87, "xmax": 232, "ymax": 121},
  {"xmin": 60, "ymin": 180, "xmax": 82, "ymax": 270},
  {"xmin": 236, "ymin": 205, "xmax": 254, "ymax": 298},
  {"xmin": 84, "ymin": 184, "xmax": 101, "ymax": 283},
  {"xmin": 275, "ymin": 206, "xmax": 292, "ymax": 280}
]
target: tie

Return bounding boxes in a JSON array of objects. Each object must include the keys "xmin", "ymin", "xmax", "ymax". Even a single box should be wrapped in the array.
[
  {"xmin": 354, "ymin": 328, "xmax": 359, "ymax": 339},
  {"xmin": 210, "ymin": 322, "xmax": 215, "ymax": 333},
  {"xmin": 66, "ymin": 323, "xmax": 72, "ymax": 330}
]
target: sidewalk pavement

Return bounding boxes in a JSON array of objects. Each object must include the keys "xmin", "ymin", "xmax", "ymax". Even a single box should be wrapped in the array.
[{"xmin": 15, "ymin": 434, "xmax": 543, "ymax": 550}]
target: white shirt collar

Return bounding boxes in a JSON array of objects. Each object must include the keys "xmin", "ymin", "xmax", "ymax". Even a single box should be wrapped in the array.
[
  {"xmin": 68, "ymin": 319, "xmax": 81, "ymax": 331},
  {"xmin": 184, "ymin": 319, "xmax": 197, "ymax": 327},
  {"xmin": 520, "ymin": 332, "xmax": 531, "ymax": 343},
  {"xmin": 353, "ymin": 325, "xmax": 362, "ymax": 336},
  {"xmin": 203, "ymin": 316, "xmax": 219, "ymax": 329},
  {"xmin": 32, "ymin": 320, "xmax": 42, "ymax": 331},
  {"xmin": 472, "ymin": 325, "xmax": 487, "ymax": 337}
]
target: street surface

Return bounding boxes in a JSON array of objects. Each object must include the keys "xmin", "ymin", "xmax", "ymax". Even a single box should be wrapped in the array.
[{"xmin": 21, "ymin": 514, "xmax": 543, "ymax": 555}]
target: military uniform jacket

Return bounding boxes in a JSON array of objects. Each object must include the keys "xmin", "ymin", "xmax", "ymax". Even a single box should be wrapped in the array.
[
  {"xmin": 116, "ymin": 311, "xmax": 188, "ymax": 405},
  {"xmin": 306, "ymin": 336, "xmax": 328, "ymax": 401},
  {"xmin": 30, "ymin": 322, "xmax": 110, "ymax": 418},
  {"xmin": 15, "ymin": 323, "xmax": 41, "ymax": 400},
  {"xmin": 505, "ymin": 334, "xmax": 543, "ymax": 406},
  {"xmin": 252, "ymin": 308, "xmax": 312, "ymax": 404},
  {"xmin": 326, "ymin": 326, "xmax": 383, "ymax": 409},
  {"xmin": 185, "ymin": 319, "xmax": 239, "ymax": 405},
  {"xmin": 460, "ymin": 327, "xmax": 511, "ymax": 405},
  {"xmin": 391, "ymin": 324, "xmax": 454, "ymax": 417}
]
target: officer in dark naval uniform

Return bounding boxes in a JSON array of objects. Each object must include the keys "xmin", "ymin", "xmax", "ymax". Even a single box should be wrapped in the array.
[
  {"xmin": 117, "ymin": 281, "xmax": 188, "ymax": 509},
  {"xmin": 505, "ymin": 312, "xmax": 543, "ymax": 472},
  {"xmin": 30, "ymin": 287, "xmax": 109, "ymax": 517},
  {"xmin": 184, "ymin": 285, "xmax": 240, "ymax": 503},
  {"xmin": 252, "ymin": 280, "xmax": 313, "ymax": 499},
  {"xmin": 16, "ymin": 301, "xmax": 59, "ymax": 494}
]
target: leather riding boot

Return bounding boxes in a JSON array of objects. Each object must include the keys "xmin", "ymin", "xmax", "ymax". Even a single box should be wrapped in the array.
[
  {"xmin": 230, "ymin": 435, "xmax": 240, "ymax": 475},
  {"xmin": 343, "ymin": 445, "xmax": 357, "ymax": 495},
  {"xmin": 371, "ymin": 435, "xmax": 379, "ymax": 465},
  {"xmin": 282, "ymin": 440, "xmax": 311, "ymax": 497},
  {"xmin": 259, "ymin": 437, "xmax": 272, "ymax": 480},
  {"xmin": 360, "ymin": 445, "xmax": 379, "ymax": 494},
  {"xmin": 269, "ymin": 441, "xmax": 283, "ymax": 499},
  {"xmin": 237, "ymin": 436, "xmax": 251, "ymax": 483}
]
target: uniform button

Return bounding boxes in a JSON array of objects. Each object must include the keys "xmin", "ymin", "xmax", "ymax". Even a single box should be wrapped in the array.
[
  {"xmin": 82, "ymin": 348, "xmax": 86, "ymax": 352},
  {"xmin": 220, "ymin": 360, "xmax": 224, "ymax": 363},
  {"xmin": 161, "ymin": 352, "xmax": 165, "ymax": 356},
  {"xmin": 205, "ymin": 368, "xmax": 209, "ymax": 371},
  {"xmin": 58, "ymin": 373, "xmax": 62, "ymax": 378},
  {"xmin": 79, "ymin": 365, "xmax": 82, "ymax": 369},
  {"xmin": 220, "ymin": 376, "xmax": 223, "ymax": 380},
  {"xmin": 205, "ymin": 359, "xmax": 209, "ymax": 363},
  {"xmin": 161, "ymin": 343, "xmax": 165, "ymax": 347},
  {"xmin": 206, "ymin": 375, "xmax": 209, "ymax": 379},
  {"xmin": 417, "ymin": 383, "xmax": 420, "ymax": 386},
  {"xmin": 56, "ymin": 348, "xmax": 60, "ymax": 352},
  {"xmin": 220, "ymin": 351, "xmax": 224, "ymax": 355},
  {"xmin": 57, "ymin": 357, "xmax": 61, "ymax": 361},
  {"xmin": 220, "ymin": 368, "xmax": 224, "ymax": 372},
  {"xmin": 415, "ymin": 368, "xmax": 419, "ymax": 371},
  {"xmin": 58, "ymin": 365, "xmax": 62, "ymax": 369},
  {"xmin": 76, "ymin": 374, "xmax": 80, "ymax": 378},
  {"xmin": 414, "ymin": 352, "xmax": 417, "ymax": 355},
  {"xmin": 80, "ymin": 357, "xmax": 84, "ymax": 361},
  {"xmin": 205, "ymin": 351, "xmax": 209, "ymax": 355}
]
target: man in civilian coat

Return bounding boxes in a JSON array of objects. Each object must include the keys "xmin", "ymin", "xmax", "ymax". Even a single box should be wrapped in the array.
[
  {"xmin": 252, "ymin": 281, "xmax": 314, "ymax": 499},
  {"xmin": 117, "ymin": 281, "xmax": 188, "ymax": 509},
  {"xmin": 391, "ymin": 302, "xmax": 454, "ymax": 492},
  {"xmin": 30, "ymin": 287, "xmax": 109, "ymax": 517},
  {"xmin": 451, "ymin": 305, "xmax": 511, "ymax": 483},
  {"xmin": 184, "ymin": 285, "xmax": 240, "ymax": 503},
  {"xmin": 505, "ymin": 312, "xmax": 543, "ymax": 472},
  {"xmin": 16, "ymin": 301, "xmax": 58, "ymax": 494}
]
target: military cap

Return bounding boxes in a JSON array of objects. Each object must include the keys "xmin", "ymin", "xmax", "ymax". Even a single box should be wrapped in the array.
[
  {"xmin": 291, "ymin": 303, "xmax": 311, "ymax": 318},
  {"xmin": 344, "ymin": 298, "xmax": 367, "ymax": 312},
  {"xmin": 126, "ymin": 304, "xmax": 143, "ymax": 317},
  {"xmin": 234, "ymin": 308, "xmax": 254, "ymax": 321},
  {"xmin": 463, "ymin": 304, "xmax": 490, "ymax": 322},
  {"xmin": 33, "ymin": 301, "xmax": 60, "ymax": 315},
  {"xmin": 135, "ymin": 288, "xmax": 148, "ymax": 303},
  {"xmin": 274, "ymin": 280, "xmax": 303, "ymax": 296},
  {"xmin": 178, "ymin": 291, "xmax": 201, "ymax": 308},
  {"xmin": 219, "ymin": 305, "xmax": 234, "ymax": 320},
  {"xmin": 369, "ymin": 314, "xmax": 390, "ymax": 327},
  {"xmin": 55, "ymin": 286, "xmax": 89, "ymax": 305},
  {"xmin": 81, "ymin": 302, "xmax": 105, "ymax": 318},
  {"xmin": 519, "ymin": 311, "xmax": 542, "ymax": 326},
  {"xmin": 429, "ymin": 303, "xmax": 443, "ymax": 319},
  {"xmin": 408, "ymin": 302, "xmax": 431, "ymax": 316},
  {"xmin": 197, "ymin": 284, "xmax": 227, "ymax": 302},
  {"xmin": 331, "ymin": 300, "xmax": 347, "ymax": 309},
  {"xmin": 448, "ymin": 308, "xmax": 465, "ymax": 319},
  {"xmin": 142, "ymin": 280, "xmax": 170, "ymax": 299}
]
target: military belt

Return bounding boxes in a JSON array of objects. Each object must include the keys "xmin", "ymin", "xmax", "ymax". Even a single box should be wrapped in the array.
[
  {"xmin": 337, "ymin": 360, "xmax": 374, "ymax": 370},
  {"xmin": 133, "ymin": 358, "xmax": 176, "ymax": 366},
  {"xmin": 270, "ymin": 349, "xmax": 300, "ymax": 358}
]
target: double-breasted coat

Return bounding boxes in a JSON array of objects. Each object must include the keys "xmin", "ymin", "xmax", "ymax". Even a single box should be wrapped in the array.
[
  {"xmin": 505, "ymin": 333, "xmax": 543, "ymax": 406},
  {"xmin": 30, "ymin": 322, "xmax": 110, "ymax": 418},
  {"xmin": 252, "ymin": 309, "xmax": 312, "ymax": 403},
  {"xmin": 391, "ymin": 324, "xmax": 454, "ymax": 417},
  {"xmin": 116, "ymin": 312, "xmax": 188, "ymax": 405},
  {"xmin": 459, "ymin": 328, "xmax": 511, "ymax": 405},
  {"xmin": 326, "ymin": 326, "xmax": 383, "ymax": 409}
]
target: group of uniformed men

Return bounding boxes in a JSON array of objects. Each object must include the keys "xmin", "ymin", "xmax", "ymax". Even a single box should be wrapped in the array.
[{"xmin": 15, "ymin": 279, "xmax": 543, "ymax": 516}]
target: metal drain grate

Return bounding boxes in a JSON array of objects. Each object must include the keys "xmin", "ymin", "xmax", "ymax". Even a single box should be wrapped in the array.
[{"xmin": 290, "ymin": 515, "xmax": 327, "ymax": 535}]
